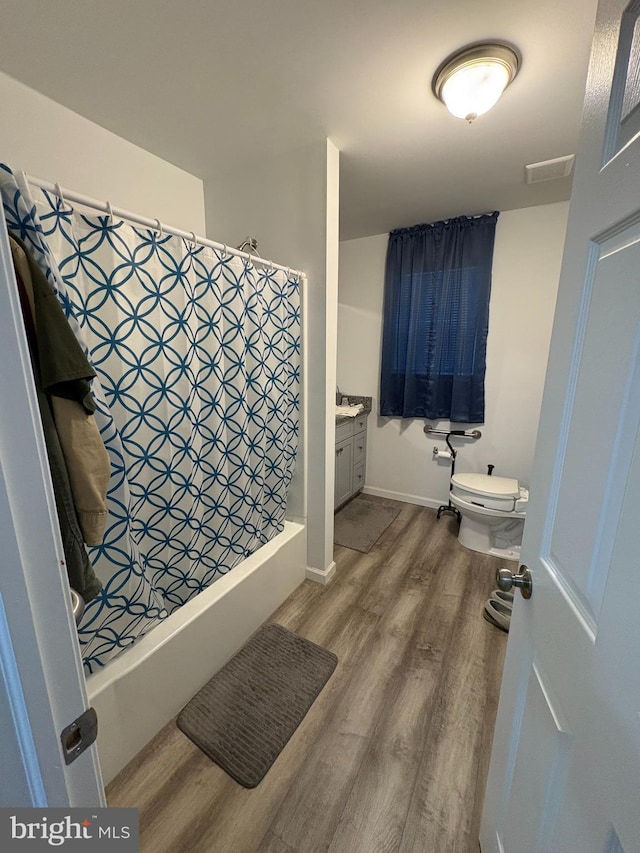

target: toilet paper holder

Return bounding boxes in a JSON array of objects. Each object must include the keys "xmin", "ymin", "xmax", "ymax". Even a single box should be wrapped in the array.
[{"xmin": 433, "ymin": 446, "xmax": 453, "ymax": 459}]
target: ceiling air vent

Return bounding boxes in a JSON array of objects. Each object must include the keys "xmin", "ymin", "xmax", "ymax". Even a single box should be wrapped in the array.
[{"xmin": 524, "ymin": 155, "xmax": 575, "ymax": 184}]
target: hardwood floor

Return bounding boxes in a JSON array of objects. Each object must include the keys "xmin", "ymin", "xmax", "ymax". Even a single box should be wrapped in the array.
[{"xmin": 107, "ymin": 501, "xmax": 508, "ymax": 852}]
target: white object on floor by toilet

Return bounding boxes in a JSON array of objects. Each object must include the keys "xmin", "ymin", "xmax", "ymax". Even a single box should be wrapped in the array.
[{"xmin": 449, "ymin": 472, "xmax": 528, "ymax": 561}]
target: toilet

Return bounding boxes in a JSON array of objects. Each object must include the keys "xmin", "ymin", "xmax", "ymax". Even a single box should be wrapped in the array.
[{"xmin": 449, "ymin": 472, "xmax": 528, "ymax": 561}]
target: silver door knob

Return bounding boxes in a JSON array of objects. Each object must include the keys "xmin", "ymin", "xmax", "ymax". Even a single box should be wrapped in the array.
[{"xmin": 496, "ymin": 565, "xmax": 533, "ymax": 599}]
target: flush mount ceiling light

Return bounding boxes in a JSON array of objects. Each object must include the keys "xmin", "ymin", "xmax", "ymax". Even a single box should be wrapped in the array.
[{"xmin": 432, "ymin": 42, "xmax": 521, "ymax": 123}]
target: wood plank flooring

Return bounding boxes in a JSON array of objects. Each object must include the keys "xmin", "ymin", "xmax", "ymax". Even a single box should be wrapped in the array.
[{"xmin": 107, "ymin": 500, "xmax": 509, "ymax": 852}]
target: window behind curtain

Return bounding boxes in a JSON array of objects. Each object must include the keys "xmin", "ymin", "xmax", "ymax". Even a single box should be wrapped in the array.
[{"xmin": 379, "ymin": 212, "xmax": 499, "ymax": 423}]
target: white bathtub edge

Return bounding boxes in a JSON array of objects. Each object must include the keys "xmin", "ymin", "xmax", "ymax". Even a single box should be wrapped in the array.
[{"xmin": 88, "ymin": 521, "xmax": 307, "ymax": 785}]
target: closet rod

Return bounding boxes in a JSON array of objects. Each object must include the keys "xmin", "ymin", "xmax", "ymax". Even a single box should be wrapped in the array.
[{"xmin": 23, "ymin": 173, "xmax": 306, "ymax": 280}]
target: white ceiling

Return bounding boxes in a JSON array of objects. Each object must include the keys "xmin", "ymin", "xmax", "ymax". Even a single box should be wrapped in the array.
[{"xmin": 0, "ymin": 0, "xmax": 598, "ymax": 240}]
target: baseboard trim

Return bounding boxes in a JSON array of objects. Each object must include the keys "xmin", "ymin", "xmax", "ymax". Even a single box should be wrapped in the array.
[
  {"xmin": 305, "ymin": 561, "xmax": 336, "ymax": 585},
  {"xmin": 362, "ymin": 486, "xmax": 442, "ymax": 510}
]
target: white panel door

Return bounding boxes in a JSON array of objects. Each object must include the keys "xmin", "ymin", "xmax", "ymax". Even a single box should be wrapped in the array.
[
  {"xmin": 481, "ymin": 1, "xmax": 640, "ymax": 850},
  {"xmin": 0, "ymin": 208, "xmax": 105, "ymax": 806}
]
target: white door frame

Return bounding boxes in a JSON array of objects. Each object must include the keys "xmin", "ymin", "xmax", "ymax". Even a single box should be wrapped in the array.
[{"xmin": 0, "ymin": 207, "xmax": 105, "ymax": 807}]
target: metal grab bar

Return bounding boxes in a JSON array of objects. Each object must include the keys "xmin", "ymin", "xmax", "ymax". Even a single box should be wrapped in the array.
[
  {"xmin": 423, "ymin": 425, "xmax": 481, "ymax": 439},
  {"xmin": 424, "ymin": 425, "xmax": 481, "ymax": 520}
]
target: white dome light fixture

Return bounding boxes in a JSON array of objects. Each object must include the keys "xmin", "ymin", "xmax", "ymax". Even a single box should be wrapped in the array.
[{"xmin": 432, "ymin": 42, "xmax": 521, "ymax": 123}]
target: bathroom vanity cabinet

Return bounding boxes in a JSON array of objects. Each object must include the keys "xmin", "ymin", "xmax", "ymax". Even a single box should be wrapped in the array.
[{"xmin": 334, "ymin": 412, "xmax": 368, "ymax": 509}]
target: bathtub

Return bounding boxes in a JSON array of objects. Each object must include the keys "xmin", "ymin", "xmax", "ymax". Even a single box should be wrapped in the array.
[{"xmin": 87, "ymin": 521, "xmax": 307, "ymax": 785}]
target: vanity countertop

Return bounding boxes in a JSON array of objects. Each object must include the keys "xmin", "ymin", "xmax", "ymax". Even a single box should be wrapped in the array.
[{"xmin": 335, "ymin": 395, "xmax": 372, "ymax": 425}]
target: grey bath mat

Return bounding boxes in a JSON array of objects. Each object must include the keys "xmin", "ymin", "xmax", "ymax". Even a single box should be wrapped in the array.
[
  {"xmin": 177, "ymin": 623, "xmax": 337, "ymax": 788},
  {"xmin": 334, "ymin": 495, "xmax": 401, "ymax": 552}
]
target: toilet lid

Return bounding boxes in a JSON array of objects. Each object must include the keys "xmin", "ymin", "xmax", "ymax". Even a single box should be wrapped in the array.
[{"xmin": 451, "ymin": 473, "xmax": 520, "ymax": 499}]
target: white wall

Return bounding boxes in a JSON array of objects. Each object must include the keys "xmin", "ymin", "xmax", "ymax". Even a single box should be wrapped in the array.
[
  {"xmin": 0, "ymin": 72, "xmax": 205, "ymax": 232},
  {"xmin": 205, "ymin": 139, "xmax": 340, "ymax": 580},
  {"xmin": 337, "ymin": 201, "xmax": 570, "ymax": 508}
]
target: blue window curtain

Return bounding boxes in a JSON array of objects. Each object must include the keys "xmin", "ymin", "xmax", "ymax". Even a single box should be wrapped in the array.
[{"xmin": 379, "ymin": 212, "xmax": 499, "ymax": 423}]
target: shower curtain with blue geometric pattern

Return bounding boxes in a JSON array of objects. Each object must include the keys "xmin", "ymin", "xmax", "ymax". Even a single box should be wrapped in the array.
[{"xmin": 0, "ymin": 165, "xmax": 300, "ymax": 673}]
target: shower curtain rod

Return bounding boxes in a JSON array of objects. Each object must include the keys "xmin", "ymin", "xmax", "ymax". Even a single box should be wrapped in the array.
[{"xmin": 22, "ymin": 173, "xmax": 306, "ymax": 280}]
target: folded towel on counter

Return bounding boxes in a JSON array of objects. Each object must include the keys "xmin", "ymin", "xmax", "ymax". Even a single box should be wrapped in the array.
[{"xmin": 336, "ymin": 404, "xmax": 363, "ymax": 417}]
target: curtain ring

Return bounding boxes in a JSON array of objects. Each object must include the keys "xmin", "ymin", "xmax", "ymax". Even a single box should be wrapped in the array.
[
  {"xmin": 154, "ymin": 218, "xmax": 163, "ymax": 236},
  {"xmin": 190, "ymin": 231, "xmax": 198, "ymax": 247},
  {"xmin": 106, "ymin": 201, "xmax": 114, "ymax": 224},
  {"xmin": 222, "ymin": 244, "xmax": 228, "ymax": 258}
]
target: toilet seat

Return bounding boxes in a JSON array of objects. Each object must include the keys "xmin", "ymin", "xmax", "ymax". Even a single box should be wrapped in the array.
[{"xmin": 451, "ymin": 473, "xmax": 529, "ymax": 513}]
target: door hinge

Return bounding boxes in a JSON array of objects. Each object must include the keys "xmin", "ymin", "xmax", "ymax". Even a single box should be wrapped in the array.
[{"xmin": 60, "ymin": 707, "xmax": 98, "ymax": 765}]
